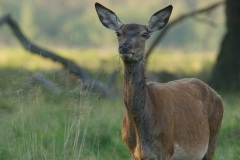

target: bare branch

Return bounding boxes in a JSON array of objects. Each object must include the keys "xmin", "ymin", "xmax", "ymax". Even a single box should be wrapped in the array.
[
  {"xmin": 0, "ymin": 14, "xmax": 10, "ymax": 26},
  {"xmin": 145, "ymin": 1, "xmax": 225, "ymax": 63},
  {"xmin": 0, "ymin": 15, "xmax": 90, "ymax": 81},
  {"xmin": 191, "ymin": 16, "xmax": 218, "ymax": 28},
  {"xmin": 0, "ymin": 15, "xmax": 117, "ymax": 97}
]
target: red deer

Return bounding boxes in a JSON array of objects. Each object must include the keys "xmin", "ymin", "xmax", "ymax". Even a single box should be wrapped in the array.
[{"xmin": 95, "ymin": 3, "xmax": 223, "ymax": 160}]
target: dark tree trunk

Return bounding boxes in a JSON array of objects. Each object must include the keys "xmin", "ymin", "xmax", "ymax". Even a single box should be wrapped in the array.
[{"xmin": 210, "ymin": 0, "xmax": 240, "ymax": 90}]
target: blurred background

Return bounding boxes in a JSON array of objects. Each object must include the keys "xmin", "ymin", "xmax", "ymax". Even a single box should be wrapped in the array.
[
  {"xmin": 0, "ymin": 0, "xmax": 239, "ymax": 160},
  {"xmin": 0, "ymin": 0, "xmax": 225, "ymax": 51}
]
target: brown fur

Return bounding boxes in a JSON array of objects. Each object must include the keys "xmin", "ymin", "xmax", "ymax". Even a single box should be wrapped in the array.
[{"xmin": 121, "ymin": 60, "xmax": 223, "ymax": 160}]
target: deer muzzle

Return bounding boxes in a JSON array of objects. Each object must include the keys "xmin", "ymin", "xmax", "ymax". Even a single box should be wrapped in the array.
[{"xmin": 119, "ymin": 43, "xmax": 133, "ymax": 54}]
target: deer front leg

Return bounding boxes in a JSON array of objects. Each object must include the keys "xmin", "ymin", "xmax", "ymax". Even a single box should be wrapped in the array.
[{"xmin": 122, "ymin": 112, "xmax": 137, "ymax": 154}]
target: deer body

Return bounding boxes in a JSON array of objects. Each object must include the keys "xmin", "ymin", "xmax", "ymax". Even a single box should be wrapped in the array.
[{"xmin": 95, "ymin": 3, "xmax": 223, "ymax": 160}]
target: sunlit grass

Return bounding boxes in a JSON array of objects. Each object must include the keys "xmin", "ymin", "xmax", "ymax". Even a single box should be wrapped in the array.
[
  {"xmin": 147, "ymin": 51, "xmax": 215, "ymax": 76},
  {"xmin": 0, "ymin": 47, "xmax": 61, "ymax": 70},
  {"xmin": 0, "ymin": 47, "xmax": 216, "ymax": 78},
  {"xmin": 0, "ymin": 47, "xmax": 119, "ymax": 72}
]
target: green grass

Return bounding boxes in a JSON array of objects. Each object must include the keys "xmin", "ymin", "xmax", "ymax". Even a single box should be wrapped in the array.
[
  {"xmin": 0, "ymin": 75, "xmax": 128, "ymax": 160},
  {"xmin": 0, "ymin": 47, "xmax": 239, "ymax": 159},
  {"xmin": 215, "ymin": 93, "xmax": 240, "ymax": 160}
]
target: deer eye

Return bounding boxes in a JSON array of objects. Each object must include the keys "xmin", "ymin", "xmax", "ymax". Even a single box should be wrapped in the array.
[
  {"xmin": 116, "ymin": 31, "xmax": 121, "ymax": 37},
  {"xmin": 141, "ymin": 32, "xmax": 149, "ymax": 39}
]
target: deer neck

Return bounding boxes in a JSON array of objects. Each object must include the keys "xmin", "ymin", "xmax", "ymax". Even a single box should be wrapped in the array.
[{"xmin": 123, "ymin": 60, "xmax": 151, "ymax": 126}]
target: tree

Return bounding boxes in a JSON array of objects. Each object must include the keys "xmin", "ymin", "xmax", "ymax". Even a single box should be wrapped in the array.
[{"xmin": 210, "ymin": 0, "xmax": 240, "ymax": 90}]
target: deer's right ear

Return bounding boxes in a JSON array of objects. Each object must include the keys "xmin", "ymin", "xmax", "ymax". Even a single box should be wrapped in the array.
[{"xmin": 95, "ymin": 3, "xmax": 122, "ymax": 31}]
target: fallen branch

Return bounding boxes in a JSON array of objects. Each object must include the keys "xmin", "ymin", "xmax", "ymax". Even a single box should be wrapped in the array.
[
  {"xmin": 24, "ymin": 72, "xmax": 63, "ymax": 93},
  {"xmin": 0, "ymin": 14, "xmax": 117, "ymax": 97},
  {"xmin": 145, "ymin": 1, "xmax": 225, "ymax": 63}
]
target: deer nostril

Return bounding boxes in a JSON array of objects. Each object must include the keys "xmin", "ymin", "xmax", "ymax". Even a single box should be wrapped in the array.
[
  {"xmin": 119, "ymin": 43, "xmax": 132, "ymax": 53},
  {"xmin": 126, "ymin": 43, "xmax": 132, "ymax": 49},
  {"xmin": 119, "ymin": 47, "xmax": 128, "ymax": 53}
]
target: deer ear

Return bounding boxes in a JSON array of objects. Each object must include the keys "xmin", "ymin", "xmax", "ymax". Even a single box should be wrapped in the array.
[
  {"xmin": 95, "ymin": 3, "xmax": 122, "ymax": 31},
  {"xmin": 146, "ymin": 5, "xmax": 173, "ymax": 33}
]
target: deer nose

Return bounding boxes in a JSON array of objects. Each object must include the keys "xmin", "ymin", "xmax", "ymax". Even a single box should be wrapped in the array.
[{"xmin": 119, "ymin": 43, "xmax": 132, "ymax": 54}]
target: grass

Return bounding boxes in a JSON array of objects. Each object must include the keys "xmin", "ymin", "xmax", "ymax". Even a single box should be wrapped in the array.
[
  {"xmin": 215, "ymin": 93, "xmax": 240, "ymax": 160},
  {"xmin": 0, "ymin": 47, "xmax": 239, "ymax": 159},
  {"xmin": 0, "ymin": 75, "xmax": 128, "ymax": 160}
]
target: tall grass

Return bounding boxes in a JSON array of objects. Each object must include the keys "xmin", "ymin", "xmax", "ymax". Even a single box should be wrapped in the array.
[{"xmin": 0, "ymin": 85, "xmax": 94, "ymax": 160}]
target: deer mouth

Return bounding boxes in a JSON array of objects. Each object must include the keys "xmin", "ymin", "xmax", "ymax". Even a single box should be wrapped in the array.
[
  {"xmin": 120, "ymin": 53, "xmax": 134, "ymax": 62},
  {"xmin": 120, "ymin": 53, "xmax": 133, "ymax": 59}
]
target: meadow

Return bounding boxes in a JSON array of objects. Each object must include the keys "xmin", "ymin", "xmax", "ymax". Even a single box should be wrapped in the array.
[{"xmin": 0, "ymin": 47, "xmax": 239, "ymax": 160}]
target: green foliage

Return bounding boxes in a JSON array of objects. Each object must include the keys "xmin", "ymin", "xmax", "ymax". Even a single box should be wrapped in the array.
[{"xmin": 0, "ymin": 0, "xmax": 224, "ymax": 52}]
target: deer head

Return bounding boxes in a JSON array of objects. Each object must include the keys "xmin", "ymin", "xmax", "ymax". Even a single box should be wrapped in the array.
[{"xmin": 95, "ymin": 3, "xmax": 172, "ymax": 63}]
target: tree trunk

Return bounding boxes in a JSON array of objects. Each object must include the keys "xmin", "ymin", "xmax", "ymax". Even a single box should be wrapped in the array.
[{"xmin": 210, "ymin": 0, "xmax": 240, "ymax": 91}]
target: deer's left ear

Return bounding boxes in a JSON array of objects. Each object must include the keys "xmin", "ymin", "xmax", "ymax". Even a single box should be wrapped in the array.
[
  {"xmin": 95, "ymin": 3, "xmax": 122, "ymax": 31},
  {"xmin": 146, "ymin": 5, "xmax": 173, "ymax": 33}
]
